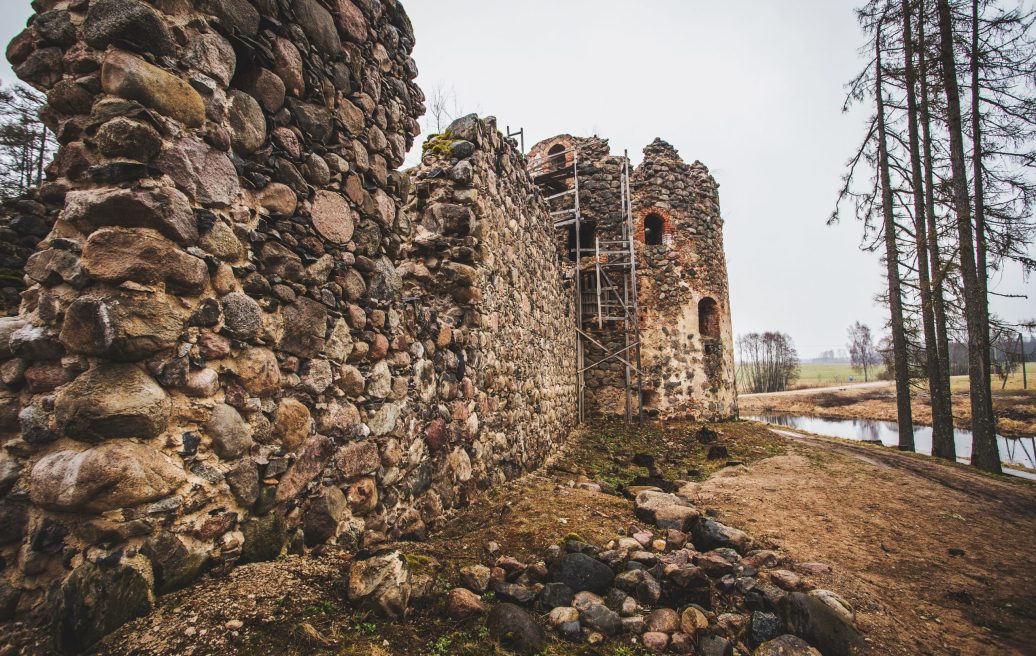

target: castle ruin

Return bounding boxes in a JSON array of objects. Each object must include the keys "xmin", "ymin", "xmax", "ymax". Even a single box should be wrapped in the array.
[{"xmin": 0, "ymin": 0, "xmax": 734, "ymax": 648}]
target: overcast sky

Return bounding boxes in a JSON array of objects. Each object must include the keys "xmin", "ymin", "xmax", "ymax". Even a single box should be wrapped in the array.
[{"xmin": 2, "ymin": 1, "xmax": 1032, "ymax": 358}]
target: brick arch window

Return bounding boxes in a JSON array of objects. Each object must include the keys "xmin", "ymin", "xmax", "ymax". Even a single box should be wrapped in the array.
[
  {"xmin": 548, "ymin": 143, "xmax": 567, "ymax": 170},
  {"xmin": 698, "ymin": 297, "xmax": 720, "ymax": 339},
  {"xmin": 644, "ymin": 213, "xmax": 664, "ymax": 246}
]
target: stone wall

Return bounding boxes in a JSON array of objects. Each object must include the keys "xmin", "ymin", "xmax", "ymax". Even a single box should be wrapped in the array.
[
  {"xmin": 632, "ymin": 139, "xmax": 737, "ymax": 420},
  {"xmin": 0, "ymin": 3, "xmax": 582, "ymax": 649},
  {"xmin": 0, "ymin": 0, "xmax": 450, "ymax": 650},
  {"xmin": 402, "ymin": 115, "xmax": 577, "ymax": 499}
]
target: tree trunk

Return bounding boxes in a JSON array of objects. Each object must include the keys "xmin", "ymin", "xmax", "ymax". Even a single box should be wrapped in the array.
[
  {"xmin": 876, "ymin": 25, "xmax": 916, "ymax": 451},
  {"xmin": 919, "ymin": 0, "xmax": 956, "ymax": 460},
  {"xmin": 936, "ymin": 0, "xmax": 1000, "ymax": 472},
  {"xmin": 904, "ymin": 0, "xmax": 955, "ymax": 459}
]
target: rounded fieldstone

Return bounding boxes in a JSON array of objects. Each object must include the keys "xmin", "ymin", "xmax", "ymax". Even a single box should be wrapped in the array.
[
  {"xmin": 226, "ymin": 90, "xmax": 266, "ymax": 155},
  {"xmin": 486, "ymin": 603, "xmax": 545, "ymax": 655},
  {"xmin": 310, "ymin": 190, "xmax": 356, "ymax": 243},
  {"xmin": 54, "ymin": 364, "xmax": 170, "ymax": 441},
  {"xmin": 548, "ymin": 552, "xmax": 614, "ymax": 594},
  {"xmin": 204, "ymin": 403, "xmax": 254, "ymax": 460},
  {"xmin": 221, "ymin": 292, "xmax": 262, "ymax": 340},
  {"xmin": 30, "ymin": 442, "xmax": 185, "ymax": 513}
]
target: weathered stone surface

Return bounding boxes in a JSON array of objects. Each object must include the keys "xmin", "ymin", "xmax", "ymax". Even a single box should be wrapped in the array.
[
  {"xmin": 258, "ymin": 182, "xmax": 297, "ymax": 215},
  {"xmin": 82, "ymin": 228, "xmax": 208, "ymax": 294},
  {"xmin": 487, "ymin": 603, "xmax": 545, "ymax": 655},
  {"xmin": 0, "ymin": 501, "xmax": 28, "ymax": 544},
  {"xmin": 279, "ymin": 298, "xmax": 327, "ymax": 358},
  {"xmin": 748, "ymin": 611, "xmax": 782, "ymax": 648},
  {"xmin": 240, "ymin": 512, "xmax": 286, "ymax": 563},
  {"xmin": 155, "ymin": 138, "xmax": 240, "ymax": 207},
  {"xmin": 446, "ymin": 587, "xmax": 485, "ymax": 619},
  {"xmin": 222, "ymin": 292, "xmax": 263, "ymax": 341},
  {"xmin": 273, "ymin": 398, "xmax": 311, "ymax": 450},
  {"xmin": 778, "ymin": 592, "xmax": 864, "ymax": 656},
  {"xmin": 287, "ymin": 99, "xmax": 333, "ymax": 143},
  {"xmin": 52, "ymin": 555, "xmax": 155, "ymax": 654},
  {"xmin": 185, "ymin": 32, "xmax": 236, "ymax": 86},
  {"xmin": 273, "ymin": 37, "xmax": 305, "ymax": 96},
  {"xmin": 96, "ymin": 117, "xmax": 162, "ymax": 161},
  {"xmin": 238, "ymin": 68, "xmax": 286, "ymax": 113},
  {"xmin": 694, "ymin": 519, "xmax": 752, "ymax": 554},
  {"xmin": 227, "ymin": 90, "xmax": 267, "ymax": 155},
  {"xmin": 293, "ymin": 0, "xmax": 341, "ymax": 53},
  {"xmin": 335, "ymin": 0, "xmax": 369, "ymax": 43},
  {"xmin": 549, "ymin": 553, "xmax": 614, "ymax": 595},
  {"xmin": 808, "ymin": 589, "xmax": 855, "ymax": 626},
  {"xmin": 205, "ymin": 404, "xmax": 254, "ymax": 460},
  {"xmin": 755, "ymin": 635, "xmax": 822, "ymax": 656},
  {"xmin": 141, "ymin": 532, "xmax": 208, "ymax": 594},
  {"xmin": 348, "ymin": 550, "xmax": 411, "ymax": 619},
  {"xmin": 226, "ymin": 459, "xmax": 260, "ymax": 506},
  {"xmin": 310, "ymin": 190, "xmax": 356, "ymax": 243},
  {"xmin": 31, "ymin": 442, "xmax": 184, "ymax": 512},
  {"xmin": 0, "ymin": 451, "xmax": 19, "ymax": 497},
  {"xmin": 303, "ymin": 486, "xmax": 348, "ymax": 546},
  {"xmin": 64, "ymin": 186, "xmax": 199, "ymax": 245},
  {"xmin": 333, "ymin": 439, "xmax": 379, "ymax": 480},
  {"xmin": 199, "ymin": 0, "xmax": 260, "ymax": 37},
  {"xmin": 233, "ymin": 348, "xmax": 281, "ymax": 396},
  {"xmin": 61, "ymin": 291, "xmax": 185, "ymax": 360},
  {"xmin": 84, "ymin": 0, "xmax": 174, "ymax": 56},
  {"xmin": 101, "ymin": 50, "xmax": 205, "ymax": 127},
  {"xmin": 54, "ymin": 364, "xmax": 170, "ymax": 441},
  {"xmin": 276, "ymin": 435, "xmax": 334, "ymax": 502},
  {"xmin": 459, "ymin": 564, "xmax": 492, "ymax": 594},
  {"xmin": 24, "ymin": 248, "xmax": 88, "ymax": 288}
]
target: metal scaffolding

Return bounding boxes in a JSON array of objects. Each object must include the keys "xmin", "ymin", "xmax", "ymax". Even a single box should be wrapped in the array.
[{"xmin": 528, "ymin": 146, "xmax": 644, "ymax": 423}]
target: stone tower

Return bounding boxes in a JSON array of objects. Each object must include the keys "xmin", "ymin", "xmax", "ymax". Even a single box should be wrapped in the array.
[
  {"xmin": 632, "ymin": 139, "xmax": 737, "ymax": 420},
  {"xmin": 527, "ymin": 135, "xmax": 737, "ymax": 420}
]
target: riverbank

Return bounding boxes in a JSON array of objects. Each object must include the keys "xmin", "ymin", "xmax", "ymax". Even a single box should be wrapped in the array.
[{"xmin": 740, "ymin": 383, "xmax": 1036, "ymax": 438}]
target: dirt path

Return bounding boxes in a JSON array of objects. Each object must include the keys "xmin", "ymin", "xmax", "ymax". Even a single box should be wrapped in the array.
[{"xmin": 695, "ymin": 426, "xmax": 1036, "ymax": 656}]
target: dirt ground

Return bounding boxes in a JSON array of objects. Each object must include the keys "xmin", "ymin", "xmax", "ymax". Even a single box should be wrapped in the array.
[
  {"xmin": 740, "ymin": 385, "xmax": 1036, "ymax": 438},
  {"xmin": 693, "ymin": 427, "xmax": 1036, "ymax": 656},
  {"xmin": 61, "ymin": 421, "xmax": 1036, "ymax": 655}
]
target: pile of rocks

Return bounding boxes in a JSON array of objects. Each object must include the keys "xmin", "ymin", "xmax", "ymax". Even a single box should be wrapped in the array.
[{"xmin": 445, "ymin": 484, "xmax": 863, "ymax": 655}]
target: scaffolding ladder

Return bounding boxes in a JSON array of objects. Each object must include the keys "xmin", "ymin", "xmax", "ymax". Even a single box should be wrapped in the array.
[{"xmin": 528, "ymin": 147, "xmax": 644, "ymax": 423}]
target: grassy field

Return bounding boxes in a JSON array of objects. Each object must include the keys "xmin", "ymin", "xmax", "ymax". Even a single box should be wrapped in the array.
[
  {"xmin": 792, "ymin": 362, "xmax": 887, "ymax": 389},
  {"xmin": 742, "ymin": 361, "xmax": 1036, "ymax": 392},
  {"xmin": 951, "ymin": 364, "xmax": 1036, "ymax": 392}
]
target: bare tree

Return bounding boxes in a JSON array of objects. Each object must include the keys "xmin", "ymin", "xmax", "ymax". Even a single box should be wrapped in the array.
[
  {"xmin": 425, "ymin": 83, "xmax": 461, "ymax": 135},
  {"xmin": 847, "ymin": 321, "xmax": 881, "ymax": 381},
  {"xmin": 936, "ymin": 0, "xmax": 1000, "ymax": 473},
  {"xmin": 0, "ymin": 83, "xmax": 54, "ymax": 197},
  {"xmin": 736, "ymin": 332, "xmax": 801, "ymax": 393}
]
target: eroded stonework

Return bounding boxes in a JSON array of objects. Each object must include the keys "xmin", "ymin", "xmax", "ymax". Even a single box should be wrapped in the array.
[
  {"xmin": 2, "ymin": 0, "xmax": 730, "ymax": 649},
  {"xmin": 0, "ymin": 1, "xmax": 577, "ymax": 651},
  {"xmin": 527, "ymin": 136, "xmax": 737, "ymax": 420}
]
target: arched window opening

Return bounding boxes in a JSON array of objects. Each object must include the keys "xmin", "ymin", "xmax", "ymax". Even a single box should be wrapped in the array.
[
  {"xmin": 548, "ymin": 143, "xmax": 567, "ymax": 170},
  {"xmin": 566, "ymin": 221, "xmax": 596, "ymax": 260},
  {"xmin": 698, "ymin": 297, "xmax": 720, "ymax": 339},
  {"xmin": 644, "ymin": 213, "xmax": 664, "ymax": 246}
]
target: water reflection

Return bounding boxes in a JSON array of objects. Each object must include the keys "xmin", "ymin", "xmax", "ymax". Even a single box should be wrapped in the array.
[{"xmin": 747, "ymin": 414, "xmax": 1036, "ymax": 474}]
